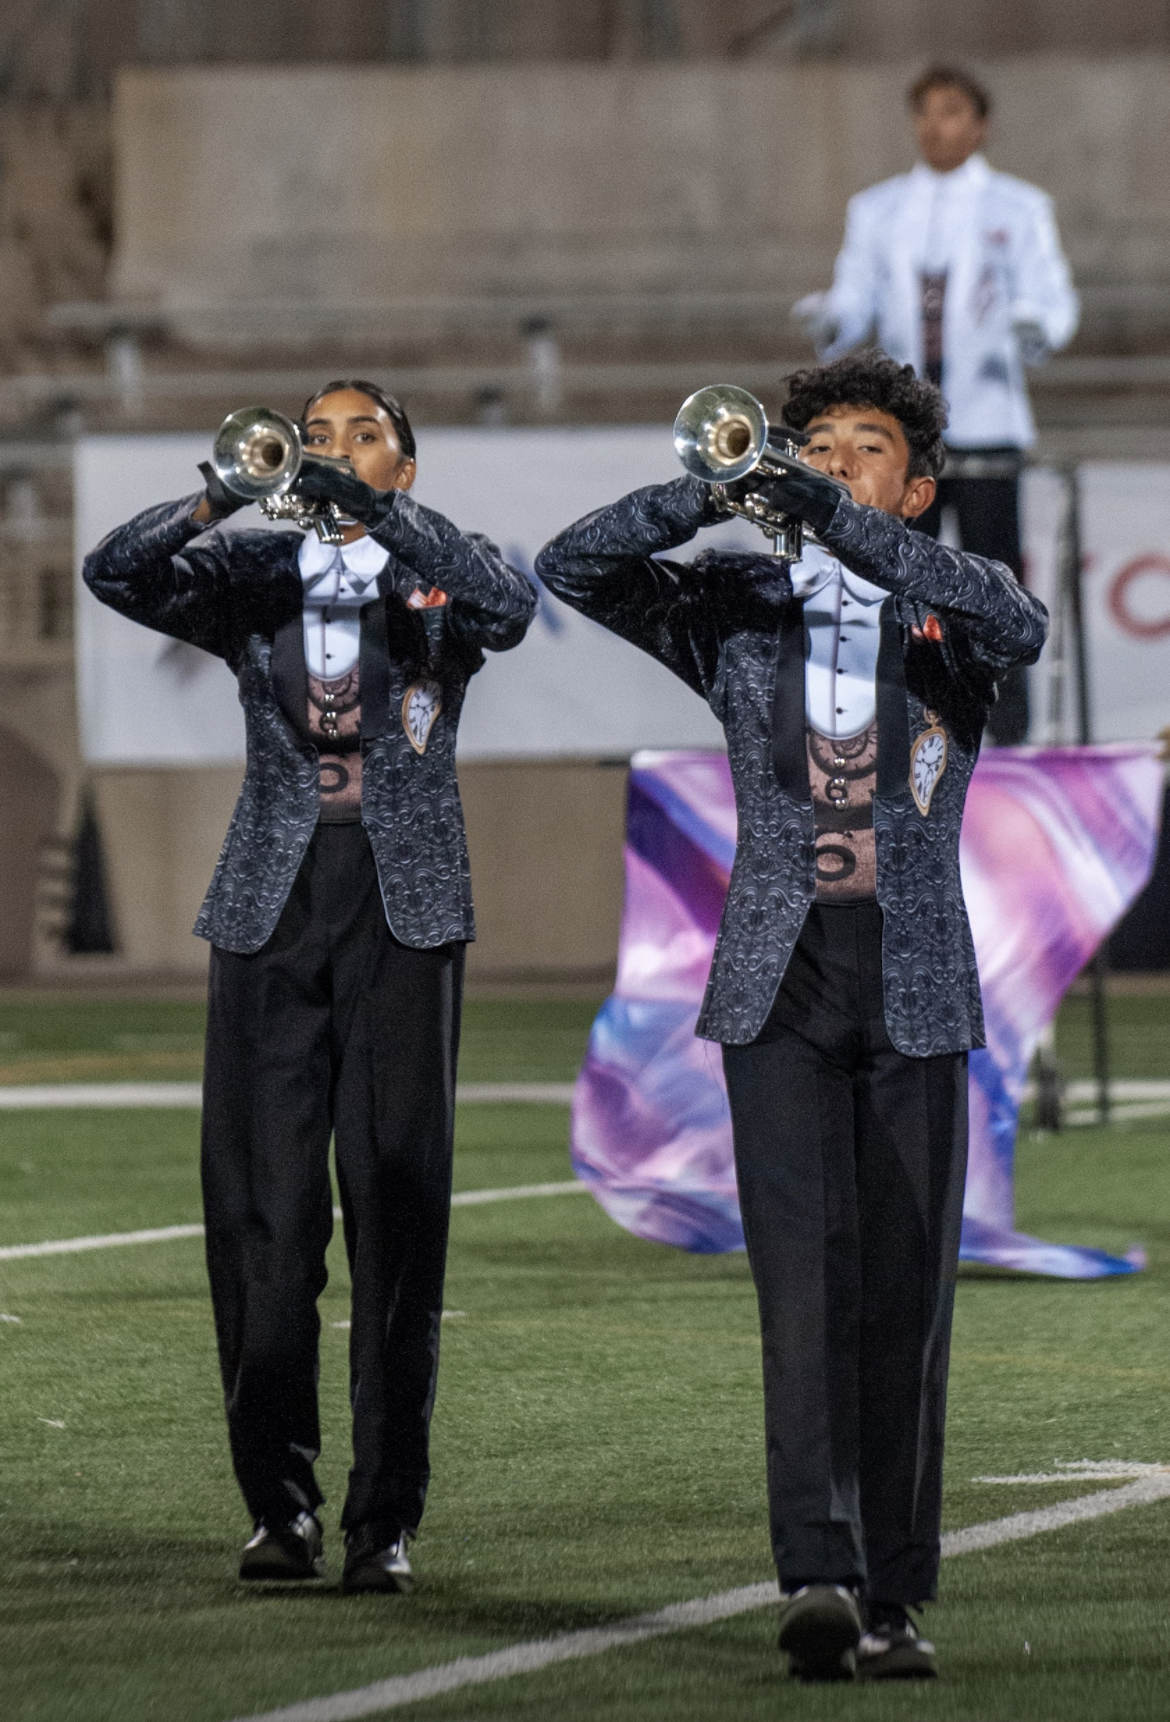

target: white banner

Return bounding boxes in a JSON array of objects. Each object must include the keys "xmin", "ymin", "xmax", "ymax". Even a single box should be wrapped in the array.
[
  {"xmin": 75, "ymin": 434, "xmax": 1170, "ymax": 764},
  {"xmin": 1021, "ymin": 463, "xmax": 1170, "ymax": 746},
  {"xmin": 1078, "ymin": 465, "xmax": 1170, "ymax": 746}
]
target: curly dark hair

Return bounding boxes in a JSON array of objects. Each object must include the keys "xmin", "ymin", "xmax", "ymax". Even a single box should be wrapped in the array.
[
  {"xmin": 907, "ymin": 65, "xmax": 992, "ymax": 121},
  {"xmin": 301, "ymin": 379, "xmax": 416, "ymax": 463},
  {"xmin": 780, "ymin": 353, "xmax": 948, "ymax": 479}
]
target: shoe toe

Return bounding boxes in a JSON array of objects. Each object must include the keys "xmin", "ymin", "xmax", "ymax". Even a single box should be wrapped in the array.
[
  {"xmin": 778, "ymin": 1585, "xmax": 861, "ymax": 1681},
  {"xmin": 856, "ymin": 1629, "xmax": 937, "ymax": 1680},
  {"xmin": 239, "ymin": 1514, "xmax": 324, "ymax": 1582},
  {"xmin": 342, "ymin": 1535, "xmax": 414, "ymax": 1594},
  {"xmin": 789, "ymin": 1649, "xmax": 857, "ymax": 1683}
]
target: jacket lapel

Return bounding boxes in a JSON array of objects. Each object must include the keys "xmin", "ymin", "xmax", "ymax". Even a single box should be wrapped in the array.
[
  {"xmin": 359, "ymin": 600, "xmax": 391, "ymax": 742},
  {"xmin": 875, "ymin": 598, "xmax": 911, "ymax": 799},
  {"xmin": 271, "ymin": 610, "xmax": 311, "ymax": 745},
  {"xmin": 770, "ymin": 604, "xmax": 811, "ymax": 801}
]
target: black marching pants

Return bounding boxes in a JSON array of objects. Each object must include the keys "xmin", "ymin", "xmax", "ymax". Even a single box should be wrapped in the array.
[
  {"xmin": 915, "ymin": 456, "xmax": 1028, "ymax": 745},
  {"xmin": 722, "ymin": 903, "xmax": 967, "ymax": 1605},
  {"xmin": 201, "ymin": 823, "xmax": 464, "ymax": 1541}
]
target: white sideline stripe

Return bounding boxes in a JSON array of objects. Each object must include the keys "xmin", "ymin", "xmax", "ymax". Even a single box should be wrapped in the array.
[
  {"xmin": 228, "ymin": 1474, "xmax": 1170, "ymax": 1722},
  {"xmin": 1062, "ymin": 1080, "xmax": 1170, "ymax": 1101},
  {"xmin": 0, "ymin": 1081, "xmax": 576, "ymax": 1110},
  {"xmin": 0, "ymin": 1082, "xmax": 204, "ymax": 1108},
  {"xmin": 0, "ymin": 1183, "xmax": 588, "ymax": 1261},
  {"xmin": 1, "ymin": 1076, "xmax": 1167, "ymax": 1114},
  {"xmin": 1066, "ymin": 1101, "xmax": 1170, "ymax": 1125}
]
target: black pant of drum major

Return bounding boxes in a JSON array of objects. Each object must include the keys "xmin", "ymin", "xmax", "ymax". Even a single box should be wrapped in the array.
[
  {"xmin": 722, "ymin": 902, "xmax": 968, "ymax": 1606},
  {"xmin": 914, "ymin": 451, "xmax": 1028, "ymax": 746},
  {"xmin": 201, "ymin": 822, "xmax": 464, "ymax": 1546}
]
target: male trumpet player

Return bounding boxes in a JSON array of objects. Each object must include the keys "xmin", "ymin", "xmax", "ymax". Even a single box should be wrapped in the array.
[
  {"xmin": 84, "ymin": 382, "xmax": 536, "ymax": 1591},
  {"xmin": 536, "ymin": 354, "xmax": 1046, "ymax": 1681}
]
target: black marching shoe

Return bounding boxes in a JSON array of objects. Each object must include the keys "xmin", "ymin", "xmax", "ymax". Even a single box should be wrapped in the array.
[
  {"xmin": 239, "ymin": 1511, "xmax": 324, "ymax": 1581},
  {"xmin": 777, "ymin": 1584, "xmax": 862, "ymax": 1682},
  {"xmin": 856, "ymin": 1603, "xmax": 938, "ymax": 1680},
  {"xmin": 342, "ymin": 1525, "xmax": 415, "ymax": 1594}
]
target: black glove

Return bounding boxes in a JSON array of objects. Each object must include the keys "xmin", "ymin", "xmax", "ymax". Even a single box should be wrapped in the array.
[
  {"xmin": 196, "ymin": 462, "xmax": 247, "ymax": 523},
  {"xmin": 292, "ymin": 456, "xmax": 394, "ymax": 528},
  {"xmin": 675, "ymin": 473, "xmax": 727, "ymax": 528},
  {"xmin": 728, "ymin": 461, "xmax": 845, "ymax": 536}
]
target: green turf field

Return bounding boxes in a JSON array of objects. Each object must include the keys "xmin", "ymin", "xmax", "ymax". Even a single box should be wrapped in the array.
[
  {"xmin": 0, "ymin": 996, "xmax": 602, "ymax": 1087},
  {"xmin": 0, "ymin": 983, "xmax": 1162, "ymax": 1085},
  {"xmin": 2, "ymin": 997, "xmax": 1170, "ymax": 1721}
]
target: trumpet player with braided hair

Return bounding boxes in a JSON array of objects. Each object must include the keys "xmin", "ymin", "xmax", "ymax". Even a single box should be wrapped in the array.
[
  {"xmin": 83, "ymin": 382, "xmax": 535, "ymax": 1591},
  {"xmin": 537, "ymin": 353, "xmax": 1047, "ymax": 1682}
]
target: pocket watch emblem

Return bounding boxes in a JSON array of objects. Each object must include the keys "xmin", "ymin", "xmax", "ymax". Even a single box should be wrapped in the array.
[
  {"xmin": 402, "ymin": 680, "xmax": 442, "ymax": 755},
  {"xmin": 910, "ymin": 714, "xmax": 948, "ymax": 816}
]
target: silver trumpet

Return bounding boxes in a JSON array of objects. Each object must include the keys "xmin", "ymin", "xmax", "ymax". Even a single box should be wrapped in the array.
[
  {"xmin": 673, "ymin": 383, "xmax": 847, "ymax": 560},
  {"xmin": 211, "ymin": 406, "xmax": 352, "ymax": 544}
]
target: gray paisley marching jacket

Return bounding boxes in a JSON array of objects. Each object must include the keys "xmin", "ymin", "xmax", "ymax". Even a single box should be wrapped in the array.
[
  {"xmin": 83, "ymin": 493, "xmax": 536, "ymax": 953},
  {"xmin": 535, "ymin": 477, "xmax": 1048, "ymax": 1055}
]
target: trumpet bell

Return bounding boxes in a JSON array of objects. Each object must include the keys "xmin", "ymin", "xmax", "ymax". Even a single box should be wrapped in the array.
[
  {"xmin": 673, "ymin": 384, "xmax": 767, "ymax": 484},
  {"xmin": 212, "ymin": 406, "xmax": 302, "ymax": 501}
]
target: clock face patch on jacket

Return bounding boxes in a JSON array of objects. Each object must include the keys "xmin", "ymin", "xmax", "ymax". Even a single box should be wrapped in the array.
[
  {"xmin": 910, "ymin": 715, "xmax": 948, "ymax": 816},
  {"xmin": 403, "ymin": 680, "xmax": 443, "ymax": 754}
]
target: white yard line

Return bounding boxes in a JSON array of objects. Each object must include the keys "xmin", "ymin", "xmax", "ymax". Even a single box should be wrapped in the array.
[
  {"xmin": 0, "ymin": 1221, "xmax": 208, "ymax": 1260},
  {"xmin": 0, "ymin": 1081, "xmax": 576, "ymax": 1110},
  {"xmin": 0, "ymin": 1076, "xmax": 1167, "ymax": 1117},
  {"xmin": 225, "ymin": 1473, "xmax": 1170, "ymax": 1722},
  {"xmin": 939, "ymin": 1471, "xmax": 1170, "ymax": 1553},
  {"xmin": 974, "ymin": 1460, "xmax": 1170, "ymax": 1484},
  {"xmin": 0, "ymin": 1082, "xmax": 205, "ymax": 1108},
  {"xmin": 456, "ymin": 1083, "xmax": 576, "ymax": 1105},
  {"xmin": 230, "ymin": 1585, "xmax": 782, "ymax": 1722},
  {"xmin": 451, "ymin": 1180, "xmax": 584, "ymax": 1207},
  {"xmin": 0, "ymin": 1183, "xmax": 589, "ymax": 1262}
]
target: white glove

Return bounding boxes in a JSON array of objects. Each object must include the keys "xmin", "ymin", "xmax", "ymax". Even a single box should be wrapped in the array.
[
  {"xmin": 1012, "ymin": 318, "xmax": 1050, "ymax": 366},
  {"xmin": 791, "ymin": 292, "xmax": 839, "ymax": 355}
]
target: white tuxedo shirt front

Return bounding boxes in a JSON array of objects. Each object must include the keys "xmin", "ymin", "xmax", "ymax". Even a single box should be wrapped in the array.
[
  {"xmin": 298, "ymin": 531, "xmax": 390, "ymax": 679},
  {"xmin": 789, "ymin": 543, "xmax": 887, "ymax": 740}
]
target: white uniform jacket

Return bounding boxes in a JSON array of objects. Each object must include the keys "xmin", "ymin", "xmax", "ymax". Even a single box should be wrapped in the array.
[{"xmin": 820, "ymin": 154, "xmax": 1078, "ymax": 449}]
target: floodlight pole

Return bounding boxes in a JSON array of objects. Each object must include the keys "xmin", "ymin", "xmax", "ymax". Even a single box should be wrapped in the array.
[{"xmin": 1061, "ymin": 464, "xmax": 1111, "ymax": 1126}]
